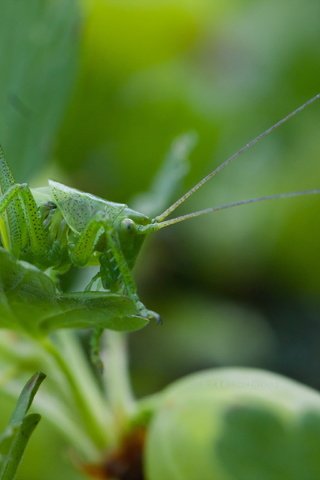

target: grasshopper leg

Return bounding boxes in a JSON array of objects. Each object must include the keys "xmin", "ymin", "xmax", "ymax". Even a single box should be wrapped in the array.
[
  {"xmin": 69, "ymin": 214, "xmax": 158, "ymax": 370},
  {"xmin": 0, "ymin": 152, "xmax": 27, "ymax": 256},
  {"xmin": 69, "ymin": 214, "xmax": 159, "ymax": 322},
  {"xmin": 69, "ymin": 212, "xmax": 106, "ymax": 267},
  {"xmin": 103, "ymin": 228, "xmax": 160, "ymax": 323},
  {"xmin": 0, "ymin": 183, "xmax": 48, "ymax": 265}
]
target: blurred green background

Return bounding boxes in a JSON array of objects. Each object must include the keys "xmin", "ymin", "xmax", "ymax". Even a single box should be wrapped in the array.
[{"xmin": 1, "ymin": 0, "xmax": 320, "ymax": 478}]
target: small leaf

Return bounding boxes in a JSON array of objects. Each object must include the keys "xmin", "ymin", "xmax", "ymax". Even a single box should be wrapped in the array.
[
  {"xmin": 0, "ymin": 248, "xmax": 148, "ymax": 335},
  {"xmin": 10, "ymin": 372, "xmax": 46, "ymax": 426},
  {"xmin": 40, "ymin": 292, "xmax": 149, "ymax": 332},
  {"xmin": 132, "ymin": 132, "xmax": 197, "ymax": 216},
  {"xmin": 0, "ymin": 373, "xmax": 45, "ymax": 480},
  {"xmin": 0, "ymin": 248, "xmax": 58, "ymax": 333},
  {"xmin": 0, "ymin": 415, "xmax": 41, "ymax": 480}
]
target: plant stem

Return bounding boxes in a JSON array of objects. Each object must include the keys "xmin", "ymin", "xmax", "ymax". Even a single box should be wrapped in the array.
[
  {"xmin": 41, "ymin": 333, "xmax": 114, "ymax": 450},
  {"xmin": 102, "ymin": 332, "xmax": 136, "ymax": 431}
]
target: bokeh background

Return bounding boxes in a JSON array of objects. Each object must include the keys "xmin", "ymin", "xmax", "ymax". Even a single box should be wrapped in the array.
[{"xmin": 0, "ymin": 0, "xmax": 320, "ymax": 478}]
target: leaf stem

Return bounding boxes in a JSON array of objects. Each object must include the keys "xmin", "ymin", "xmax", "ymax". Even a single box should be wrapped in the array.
[
  {"xmin": 102, "ymin": 332, "xmax": 136, "ymax": 430},
  {"xmin": 41, "ymin": 333, "xmax": 114, "ymax": 450}
]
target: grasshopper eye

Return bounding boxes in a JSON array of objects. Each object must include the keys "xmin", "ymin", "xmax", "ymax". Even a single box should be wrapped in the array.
[{"xmin": 121, "ymin": 218, "xmax": 136, "ymax": 233}]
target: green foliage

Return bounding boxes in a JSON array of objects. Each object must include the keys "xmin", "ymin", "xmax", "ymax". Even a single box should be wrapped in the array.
[
  {"xmin": 42, "ymin": 292, "xmax": 148, "ymax": 333},
  {"xmin": 0, "ymin": 0, "xmax": 80, "ymax": 180},
  {"xmin": 145, "ymin": 369, "xmax": 320, "ymax": 480},
  {"xmin": 0, "ymin": 372, "xmax": 45, "ymax": 480},
  {"xmin": 0, "ymin": 1, "xmax": 320, "ymax": 479},
  {"xmin": 132, "ymin": 132, "xmax": 197, "ymax": 217},
  {"xmin": 0, "ymin": 248, "xmax": 147, "ymax": 335}
]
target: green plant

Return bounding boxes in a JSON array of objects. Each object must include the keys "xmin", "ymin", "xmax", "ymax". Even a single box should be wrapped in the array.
[
  {"xmin": 0, "ymin": 373, "xmax": 45, "ymax": 480},
  {"xmin": 0, "ymin": 94, "xmax": 319, "ymax": 479}
]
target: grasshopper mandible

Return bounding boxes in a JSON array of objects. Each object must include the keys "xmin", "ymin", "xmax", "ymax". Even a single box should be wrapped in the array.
[{"xmin": 0, "ymin": 94, "xmax": 319, "ymax": 325}]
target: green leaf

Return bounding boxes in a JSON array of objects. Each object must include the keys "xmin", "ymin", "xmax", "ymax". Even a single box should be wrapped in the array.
[
  {"xmin": 0, "ymin": 373, "xmax": 45, "ymax": 480},
  {"xmin": 0, "ymin": 0, "xmax": 80, "ymax": 180},
  {"xmin": 9, "ymin": 372, "xmax": 46, "ymax": 426},
  {"xmin": 40, "ymin": 292, "xmax": 149, "ymax": 332},
  {"xmin": 0, "ymin": 414, "xmax": 41, "ymax": 480},
  {"xmin": 0, "ymin": 248, "xmax": 58, "ymax": 333},
  {"xmin": 132, "ymin": 132, "xmax": 197, "ymax": 216},
  {"xmin": 0, "ymin": 248, "xmax": 148, "ymax": 334}
]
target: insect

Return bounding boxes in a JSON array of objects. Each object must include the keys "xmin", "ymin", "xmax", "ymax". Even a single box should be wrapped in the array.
[{"xmin": 0, "ymin": 94, "xmax": 319, "ymax": 326}]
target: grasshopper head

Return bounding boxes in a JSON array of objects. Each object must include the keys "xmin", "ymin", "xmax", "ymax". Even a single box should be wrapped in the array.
[
  {"xmin": 118, "ymin": 207, "xmax": 152, "ymax": 234},
  {"xmin": 116, "ymin": 209, "xmax": 152, "ymax": 269}
]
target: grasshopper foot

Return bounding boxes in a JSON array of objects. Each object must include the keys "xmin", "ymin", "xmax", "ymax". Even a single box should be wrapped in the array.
[
  {"xmin": 135, "ymin": 299, "xmax": 161, "ymax": 324},
  {"xmin": 148, "ymin": 310, "xmax": 162, "ymax": 325}
]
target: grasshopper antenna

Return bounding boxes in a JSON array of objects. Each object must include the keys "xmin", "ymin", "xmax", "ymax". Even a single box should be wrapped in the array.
[
  {"xmin": 155, "ymin": 189, "xmax": 320, "ymax": 229},
  {"xmin": 155, "ymin": 93, "xmax": 320, "ymax": 222}
]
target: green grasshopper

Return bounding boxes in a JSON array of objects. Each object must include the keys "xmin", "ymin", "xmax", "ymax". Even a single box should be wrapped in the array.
[{"xmin": 0, "ymin": 94, "xmax": 319, "ymax": 325}]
